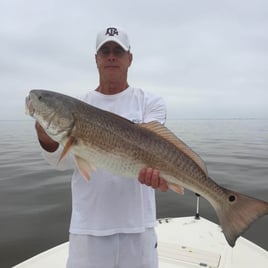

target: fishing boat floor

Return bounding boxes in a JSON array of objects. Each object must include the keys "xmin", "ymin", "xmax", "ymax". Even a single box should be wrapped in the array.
[
  {"xmin": 158, "ymin": 241, "xmax": 220, "ymax": 267},
  {"xmin": 156, "ymin": 217, "xmax": 268, "ymax": 268},
  {"xmin": 13, "ymin": 217, "xmax": 268, "ymax": 268}
]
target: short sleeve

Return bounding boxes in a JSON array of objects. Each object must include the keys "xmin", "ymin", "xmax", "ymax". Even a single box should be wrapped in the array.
[{"xmin": 143, "ymin": 93, "xmax": 167, "ymax": 124}]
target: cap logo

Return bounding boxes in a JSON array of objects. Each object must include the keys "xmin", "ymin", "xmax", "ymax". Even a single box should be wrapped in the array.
[{"xmin": 105, "ymin": 27, "xmax": 119, "ymax": 36}]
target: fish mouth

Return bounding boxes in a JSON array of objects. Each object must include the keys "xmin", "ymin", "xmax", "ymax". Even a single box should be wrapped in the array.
[{"xmin": 25, "ymin": 94, "xmax": 35, "ymax": 116}]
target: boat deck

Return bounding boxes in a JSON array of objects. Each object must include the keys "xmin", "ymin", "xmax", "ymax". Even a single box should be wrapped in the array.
[{"xmin": 13, "ymin": 217, "xmax": 268, "ymax": 268}]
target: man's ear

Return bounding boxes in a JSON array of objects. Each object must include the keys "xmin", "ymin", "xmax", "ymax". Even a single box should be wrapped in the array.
[
  {"xmin": 128, "ymin": 53, "xmax": 133, "ymax": 67},
  {"xmin": 95, "ymin": 54, "xmax": 100, "ymax": 70}
]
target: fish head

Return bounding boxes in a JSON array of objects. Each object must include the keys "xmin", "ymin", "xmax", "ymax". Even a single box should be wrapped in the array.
[{"xmin": 25, "ymin": 89, "xmax": 75, "ymax": 141}]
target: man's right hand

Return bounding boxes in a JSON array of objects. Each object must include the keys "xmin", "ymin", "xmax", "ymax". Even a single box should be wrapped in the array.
[{"xmin": 35, "ymin": 121, "xmax": 59, "ymax": 152}]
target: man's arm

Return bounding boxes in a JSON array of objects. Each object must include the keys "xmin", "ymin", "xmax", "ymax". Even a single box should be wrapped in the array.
[
  {"xmin": 35, "ymin": 122, "xmax": 75, "ymax": 170},
  {"xmin": 35, "ymin": 122, "xmax": 59, "ymax": 152}
]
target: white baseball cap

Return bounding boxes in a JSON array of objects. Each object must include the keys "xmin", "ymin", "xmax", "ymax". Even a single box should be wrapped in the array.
[{"xmin": 96, "ymin": 26, "xmax": 131, "ymax": 52}]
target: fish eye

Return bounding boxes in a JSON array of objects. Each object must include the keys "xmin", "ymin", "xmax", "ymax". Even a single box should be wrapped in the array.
[{"xmin": 229, "ymin": 195, "xmax": 236, "ymax": 202}]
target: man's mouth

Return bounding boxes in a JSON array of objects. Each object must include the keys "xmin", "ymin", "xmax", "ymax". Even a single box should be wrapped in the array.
[{"xmin": 105, "ymin": 65, "xmax": 119, "ymax": 69}]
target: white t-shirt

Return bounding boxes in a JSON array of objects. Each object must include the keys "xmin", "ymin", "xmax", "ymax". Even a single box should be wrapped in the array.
[{"xmin": 42, "ymin": 87, "xmax": 166, "ymax": 236}]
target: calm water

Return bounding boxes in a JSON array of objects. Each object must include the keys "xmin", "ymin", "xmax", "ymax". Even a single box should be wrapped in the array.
[{"xmin": 0, "ymin": 119, "xmax": 267, "ymax": 267}]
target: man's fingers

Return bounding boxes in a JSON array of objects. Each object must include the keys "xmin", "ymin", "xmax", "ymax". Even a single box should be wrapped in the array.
[
  {"xmin": 159, "ymin": 178, "xmax": 168, "ymax": 192},
  {"xmin": 145, "ymin": 168, "xmax": 153, "ymax": 186},
  {"xmin": 138, "ymin": 168, "xmax": 169, "ymax": 192},
  {"xmin": 151, "ymin": 169, "xmax": 160, "ymax": 189},
  {"xmin": 138, "ymin": 168, "xmax": 146, "ymax": 184}
]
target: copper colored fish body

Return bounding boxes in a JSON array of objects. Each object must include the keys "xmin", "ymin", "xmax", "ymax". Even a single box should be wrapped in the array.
[{"xmin": 25, "ymin": 89, "xmax": 268, "ymax": 247}]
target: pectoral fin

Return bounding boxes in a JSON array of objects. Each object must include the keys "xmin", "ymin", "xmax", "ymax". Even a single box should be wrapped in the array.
[
  {"xmin": 58, "ymin": 136, "xmax": 96, "ymax": 181},
  {"xmin": 58, "ymin": 136, "xmax": 76, "ymax": 162},
  {"xmin": 74, "ymin": 155, "xmax": 96, "ymax": 181}
]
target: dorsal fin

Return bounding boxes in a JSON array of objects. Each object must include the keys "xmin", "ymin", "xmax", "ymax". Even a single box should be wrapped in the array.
[{"xmin": 139, "ymin": 121, "xmax": 208, "ymax": 175}]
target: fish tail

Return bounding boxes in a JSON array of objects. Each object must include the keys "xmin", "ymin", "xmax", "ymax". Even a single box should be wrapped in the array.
[{"xmin": 214, "ymin": 186, "xmax": 268, "ymax": 247}]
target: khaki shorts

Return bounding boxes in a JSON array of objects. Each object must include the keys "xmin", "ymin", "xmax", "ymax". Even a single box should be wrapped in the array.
[{"xmin": 67, "ymin": 228, "xmax": 158, "ymax": 268}]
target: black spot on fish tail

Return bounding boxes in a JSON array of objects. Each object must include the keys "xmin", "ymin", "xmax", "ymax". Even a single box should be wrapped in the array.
[{"xmin": 215, "ymin": 188, "xmax": 268, "ymax": 247}]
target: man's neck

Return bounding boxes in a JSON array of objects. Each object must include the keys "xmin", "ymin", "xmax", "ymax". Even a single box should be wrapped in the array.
[{"xmin": 96, "ymin": 81, "xmax": 129, "ymax": 95}]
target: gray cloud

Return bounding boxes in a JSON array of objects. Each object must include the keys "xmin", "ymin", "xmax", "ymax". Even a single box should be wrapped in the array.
[{"xmin": 1, "ymin": 0, "xmax": 268, "ymax": 119}]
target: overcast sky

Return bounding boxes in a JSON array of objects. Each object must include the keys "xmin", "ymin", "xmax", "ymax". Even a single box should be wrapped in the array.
[{"xmin": 1, "ymin": 0, "xmax": 268, "ymax": 120}]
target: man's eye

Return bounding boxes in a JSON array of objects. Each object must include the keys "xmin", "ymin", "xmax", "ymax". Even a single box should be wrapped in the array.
[
  {"xmin": 98, "ymin": 47, "xmax": 126, "ymax": 57},
  {"xmin": 100, "ymin": 48, "xmax": 110, "ymax": 55},
  {"xmin": 114, "ymin": 48, "xmax": 124, "ymax": 55}
]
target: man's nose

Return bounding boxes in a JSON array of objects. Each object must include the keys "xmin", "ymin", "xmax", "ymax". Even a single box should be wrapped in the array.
[{"xmin": 107, "ymin": 53, "xmax": 116, "ymax": 61}]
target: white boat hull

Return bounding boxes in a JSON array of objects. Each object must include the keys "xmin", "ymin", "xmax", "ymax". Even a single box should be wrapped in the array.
[{"xmin": 13, "ymin": 217, "xmax": 268, "ymax": 268}]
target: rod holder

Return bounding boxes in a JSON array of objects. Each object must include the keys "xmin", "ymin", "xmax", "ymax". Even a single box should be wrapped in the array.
[{"xmin": 195, "ymin": 193, "xmax": 200, "ymax": 220}]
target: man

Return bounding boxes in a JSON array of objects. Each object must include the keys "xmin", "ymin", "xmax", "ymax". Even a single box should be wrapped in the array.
[{"xmin": 35, "ymin": 26, "xmax": 168, "ymax": 268}]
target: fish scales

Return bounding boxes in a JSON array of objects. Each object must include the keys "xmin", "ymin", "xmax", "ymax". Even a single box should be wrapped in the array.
[
  {"xmin": 70, "ymin": 102, "xmax": 199, "ymax": 183},
  {"xmin": 71, "ymin": 102, "xmax": 228, "ymax": 201},
  {"xmin": 25, "ymin": 89, "xmax": 268, "ymax": 247},
  {"xmin": 82, "ymin": 115, "xmax": 206, "ymax": 190}
]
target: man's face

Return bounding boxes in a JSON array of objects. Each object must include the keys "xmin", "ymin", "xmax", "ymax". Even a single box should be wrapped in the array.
[{"xmin": 95, "ymin": 41, "xmax": 132, "ymax": 80}]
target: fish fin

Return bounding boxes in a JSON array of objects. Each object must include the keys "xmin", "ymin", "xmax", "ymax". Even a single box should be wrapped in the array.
[
  {"xmin": 58, "ymin": 136, "xmax": 76, "ymax": 162},
  {"xmin": 214, "ymin": 185, "xmax": 268, "ymax": 247},
  {"xmin": 168, "ymin": 183, "xmax": 184, "ymax": 195},
  {"xmin": 74, "ymin": 155, "xmax": 96, "ymax": 181},
  {"xmin": 139, "ymin": 121, "xmax": 208, "ymax": 175}
]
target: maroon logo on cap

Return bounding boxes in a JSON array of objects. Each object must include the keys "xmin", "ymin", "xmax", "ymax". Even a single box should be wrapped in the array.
[{"xmin": 105, "ymin": 27, "xmax": 119, "ymax": 36}]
